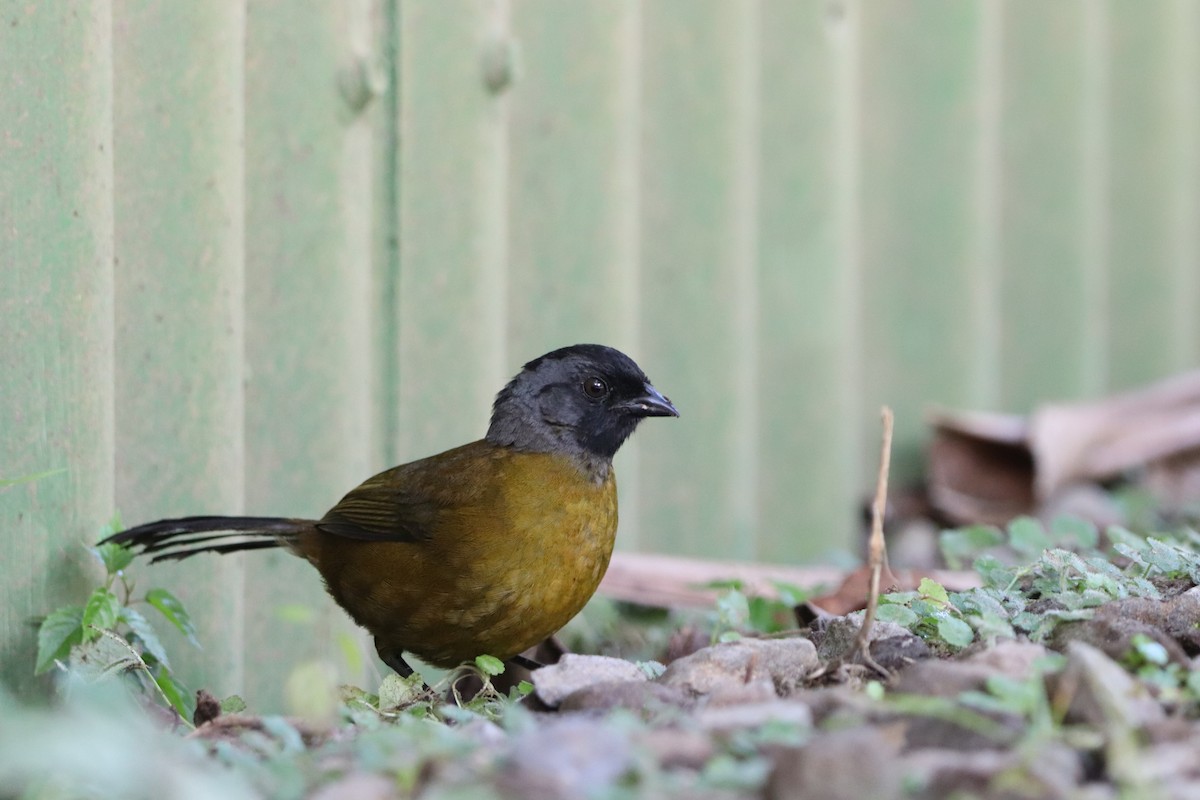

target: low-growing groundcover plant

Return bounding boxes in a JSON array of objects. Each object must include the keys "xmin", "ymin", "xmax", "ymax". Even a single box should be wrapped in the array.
[
  {"xmin": 9, "ymin": 513, "xmax": 1200, "ymax": 798},
  {"xmin": 878, "ymin": 515, "xmax": 1200, "ymax": 655},
  {"xmin": 35, "ymin": 517, "xmax": 202, "ymax": 720}
]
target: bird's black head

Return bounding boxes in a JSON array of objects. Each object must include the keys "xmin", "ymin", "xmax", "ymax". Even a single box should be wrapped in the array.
[{"xmin": 486, "ymin": 344, "xmax": 678, "ymax": 475}]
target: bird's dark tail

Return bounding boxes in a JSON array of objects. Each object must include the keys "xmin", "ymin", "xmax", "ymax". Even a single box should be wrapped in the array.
[{"xmin": 101, "ymin": 516, "xmax": 309, "ymax": 563}]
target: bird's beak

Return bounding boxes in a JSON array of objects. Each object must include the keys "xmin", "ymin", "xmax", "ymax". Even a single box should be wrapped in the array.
[{"xmin": 621, "ymin": 383, "xmax": 679, "ymax": 418}]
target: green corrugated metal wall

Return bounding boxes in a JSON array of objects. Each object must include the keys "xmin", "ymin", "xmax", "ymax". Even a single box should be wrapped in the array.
[{"xmin": 2, "ymin": 1, "xmax": 1198, "ymax": 709}]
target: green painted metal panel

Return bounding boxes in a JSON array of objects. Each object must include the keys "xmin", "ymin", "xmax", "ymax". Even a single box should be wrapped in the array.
[
  {"xmin": 395, "ymin": 0, "xmax": 509, "ymax": 463},
  {"xmin": 112, "ymin": 3, "xmax": 247, "ymax": 700},
  {"xmin": 858, "ymin": 1, "xmax": 985, "ymax": 482},
  {"xmin": 3, "ymin": 0, "xmax": 1200, "ymax": 705},
  {"xmin": 242, "ymin": 0, "xmax": 384, "ymax": 710},
  {"xmin": 997, "ymin": 1, "xmax": 1097, "ymax": 409},
  {"xmin": 756, "ymin": 0, "xmax": 857, "ymax": 562},
  {"xmin": 0, "ymin": 2, "xmax": 114, "ymax": 695},
  {"xmin": 1166, "ymin": 0, "xmax": 1200, "ymax": 368},
  {"xmin": 1105, "ymin": 1, "xmax": 1182, "ymax": 388},
  {"xmin": 639, "ymin": 0, "xmax": 749, "ymax": 559},
  {"xmin": 505, "ymin": 1, "xmax": 650, "ymax": 548}
]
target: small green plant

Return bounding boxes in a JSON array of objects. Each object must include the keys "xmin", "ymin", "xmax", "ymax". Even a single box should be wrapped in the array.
[
  {"xmin": 35, "ymin": 517, "xmax": 199, "ymax": 720},
  {"xmin": 1121, "ymin": 633, "xmax": 1200, "ymax": 710},
  {"xmin": 878, "ymin": 517, "xmax": 1200, "ymax": 652},
  {"xmin": 876, "ymin": 577, "xmax": 975, "ymax": 650},
  {"xmin": 706, "ymin": 579, "xmax": 811, "ymax": 643}
]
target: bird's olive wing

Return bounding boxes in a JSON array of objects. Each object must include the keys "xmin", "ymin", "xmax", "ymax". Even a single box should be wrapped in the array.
[{"xmin": 314, "ymin": 441, "xmax": 494, "ymax": 543}]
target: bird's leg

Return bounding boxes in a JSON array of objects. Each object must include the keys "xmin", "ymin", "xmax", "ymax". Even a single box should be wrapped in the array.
[
  {"xmin": 509, "ymin": 654, "xmax": 543, "ymax": 672},
  {"xmin": 374, "ymin": 639, "xmax": 414, "ymax": 678}
]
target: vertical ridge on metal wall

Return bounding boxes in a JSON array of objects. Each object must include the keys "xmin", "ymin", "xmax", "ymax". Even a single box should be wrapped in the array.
[
  {"xmin": 112, "ymin": 2, "xmax": 248, "ymax": 700},
  {"xmin": 755, "ymin": 0, "xmax": 859, "ymax": 563},
  {"xmin": 0, "ymin": 1, "xmax": 115, "ymax": 697},
  {"xmin": 997, "ymin": 1, "xmax": 1097, "ymax": 409},
  {"xmin": 1105, "ymin": 1, "xmax": 1186, "ymax": 388},
  {"xmin": 729, "ymin": 0, "xmax": 761, "ymax": 558},
  {"xmin": 858, "ymin": 2, "xmax": 987, "ymax": 483},
  {"xmin": 1168, "ymin": 0, "xmax": 1200, "ymax": 368},
  {"xmin": 639, "ymin": 0, "xmax": 748, "ymax": 559},
  {"xmin": 380, "ymin": 0, "xmax": 403, "ymax": 470},
  {"xmin": 396, "ymin": 1, "xmax": 512, "ymax": 464},
  {"xmin": 242, "ymin": 0, "xmax": 382, "ymax": 710},
  {"xmin": 505, "ymin": 0, "xmax": 649, "ymax": 549}
]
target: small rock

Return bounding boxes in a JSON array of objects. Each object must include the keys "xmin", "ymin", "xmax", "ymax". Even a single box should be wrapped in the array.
[
  {"xmin": 813, "ymin": 614, "xmax": 920, "ymax": 665},
  {"xmin": 965, "ymin": 639, "xmax": 1052, "ymax": 676},
  {"xmin": 638, "ymin": 728, "xmax": 715, "ymax": 770},
  {"xmin": 702, "ymin": 680, "xmax": 779, "ymax": 707},
  {"xmin": 787, "ymin": 686, "xmax": 875, "ymax": 726},
  {"xmin": 903, "ymin": 743, "xmax": 1081, "ymax": 800},
  {"xmin": 869, "ymin": 632, "xmax": 931, "ymax": 671},
  {"xmin": 558, "ymin": 680, "xmax": 692, "ymax": 715},
  {"xmin": 1162, "ymin": 588, "xmax": 1200, "ymax": 654},
  {"xmin": 455, "ymin": 717, "xmax": 507, "ymax": 746},
  {"xmin": 664, "ymin": 625, "xmax": 711, "ymax": 663},
  {"xmin": 890, "ymin": 658, "xmax": 995, "ymax": 698},
  {"xmin": 1054, "ymin": 640, "xmax": 1164, "ymax": 730},
  {"xmin": 499, "ymin": 716, "xmax": 634, "ymax": 800},
  {"xmin": 895, "ymin": 707, "xmax": 1024, "ymax": 753},
  {"xmin": 658, "ymin": 637, "xmax": 818, "ymax": 698},
  {"xmin": 766, "ymin": 725, "xmax": 904, "ymax": 800},
  {"xmin": 531, "ymin": 654, "xmax": 647, "ymax": 708},
  {"xmin": 310, "ymin": 773, "xmax": 396, "ymax": 800},
  {"xmin": 1050, "ymin": 611, "xmax": 1190, "ymax": 666},
  {"xmin": 694, "ymin": 700, "xmax": 812, "ymax": 733},
  {"xmin": 888, "ymin": 659, "xmax": 1027, "ymax": 751}
]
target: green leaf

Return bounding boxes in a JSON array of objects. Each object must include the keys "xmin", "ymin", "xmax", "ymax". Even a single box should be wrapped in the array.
[
  {"xmin": 939, "ymin": 525, "xmax": 1004, "ymax": 569},
  {"xmin": 95, "ymin": 512, "xmax": 125, "ymax": 547},
  {"xmin": 145, "ymin": 588, "xmax": 198, "ymax": 646},
  {"xmin": 770, "ymin": 580, "xmax": 810, "ymax": 606},
  {"xmin": 1144, "ymin": 538, "xmax": 1187, "ymax": 577},
  {"xmin": 221, "ymin": 694, "xmax": 248, "ymax": 714},
  {"xmin": 637, "ymin": 660, "xmax": 666, "ymax": 679},
  {"xmin": 1008, "ymin": 516, "xmax": 1050, "ymax": 558},
  {"xmin": 875, "ymin": 603, "xmax": 920, "ymax": 628},
  {"xmin": 917, "ymin": 578, "xmax": 950, "ymax": 606},
  {"xmin": 35, "ymin": 605, "xmax": 84, "ymax": 674},
  {"xmin": 474, "ymin": 654, "xmax": 505, "ymax": 677},
  {"xmin": 1105, "ymin": 525, "xmax": 1145, "ymax": 551},
  {"xmin": 378, "ymin": 672, "xmax": 424, "ymax": 710},
  {"xmin": 936, "ymin": 616, "xmax": 975, "ymax": 648},
  {"xmin": 515, "ymin": 680, "xmax": 534, "ymax": 697},
  {"xmin": 748, "ymin": 596, "xmax": 786, "ymax": 633},
  {"xmin": 715, "ymin": 590, "xmax": 750, "ymax": 628},
  {"xmin": 1131, "ymin": 635, "xmax": 1169, "ymax": 667},
  {"xmin": 68, "ymin": 630, "xmax": 144, "ymax": 681},
  {"xmin": 1050, "ymin": 515, "xmax": 1099, "ymax": 549},
  {"xmin": 81, "ymin": 588, "xmax": 121, "ymax": 640},
  {"xmin": 119, "ymin": 606, "xmax": 170, "ymax": 669},
  {"xmin": 90, "ymin": 542, "xmax": 134, "ymax": 575},
  {"xmin": 973, "ymin": 554, "xmax": 1015, "ymax": 589},
  {"xmin": 152, "ymin": 663, "xmax": 193, "ymax": 720}
]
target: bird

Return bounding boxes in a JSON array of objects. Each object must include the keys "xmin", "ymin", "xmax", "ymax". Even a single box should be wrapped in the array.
[{"xmin": 102, "ymin": 344, "xmax": 678, "ymax": 677}]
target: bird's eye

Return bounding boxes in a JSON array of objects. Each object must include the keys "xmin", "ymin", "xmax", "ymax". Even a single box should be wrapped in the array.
[{"xmin": 582, "ymin": 376, "xmax": 608, "ymax": 399}]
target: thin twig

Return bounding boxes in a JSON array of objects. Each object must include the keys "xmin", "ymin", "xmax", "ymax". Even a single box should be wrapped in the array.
[{"xmin": 854, "ymin": 406, "xmax": 895, "ymax": 677}]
